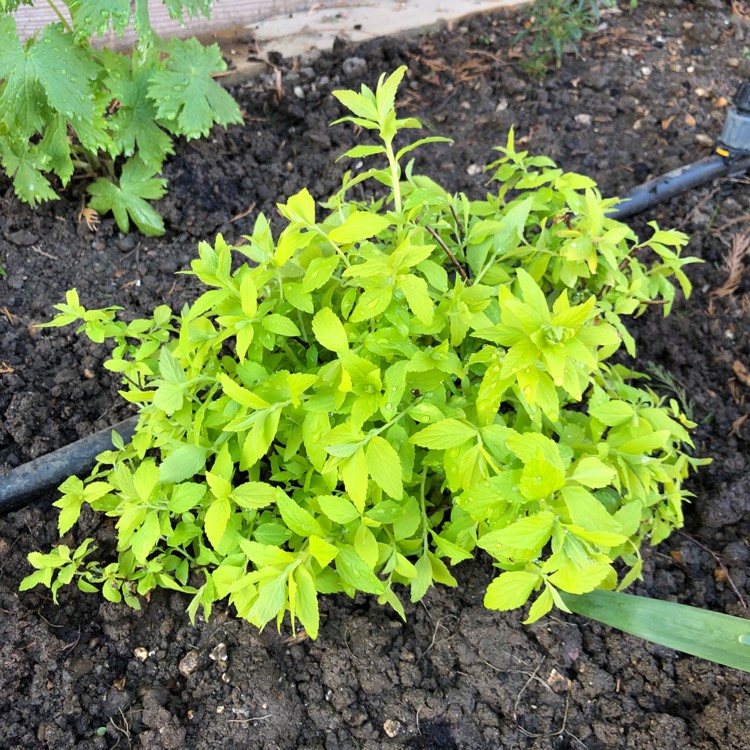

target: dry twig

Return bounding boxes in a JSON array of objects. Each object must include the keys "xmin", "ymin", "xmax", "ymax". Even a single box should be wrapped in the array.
[
  {"xmin": 711, "ymin": 231, "xmax": 750, "ymax": 301},
  {"xmin": 675, "ymin": 529, "xmax": 748, "ymax": 609}
]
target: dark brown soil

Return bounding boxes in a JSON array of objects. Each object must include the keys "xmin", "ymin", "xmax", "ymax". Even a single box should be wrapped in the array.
[{"xmin": 2, "ymin": 1, "xmax": 750, "ymax": 747}]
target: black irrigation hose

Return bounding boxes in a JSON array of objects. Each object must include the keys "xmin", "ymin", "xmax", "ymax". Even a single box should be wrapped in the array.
[
  {"xmin": 0, "ymin": 416, "xmax": 138, "ymax": 513},
  {"xmin": 2, "ymin": 153, "xmax": 750, "ymax": 515},
  {"xmin": 609, "ymin": 153, "xmax": 750, "ymax": 220}
]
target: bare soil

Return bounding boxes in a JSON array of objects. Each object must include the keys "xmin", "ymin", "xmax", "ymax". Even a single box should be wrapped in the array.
[{"xmin": 1, "ymin": 1, "xmax": 750, "ymax": 747}]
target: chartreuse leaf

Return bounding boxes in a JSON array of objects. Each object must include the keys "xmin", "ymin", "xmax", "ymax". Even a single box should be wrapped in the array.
[
  {"xmin": 366, "ymin": 436, "xmax": 403, "ymax": 499},
  {"xmin": 329, "ymin": 211, "xmax": 391, "ymax": 244},
  {"xmin": 562, "ymin": 590, "xmax": 750, "ymax": 673},
  {"xmin": 312, "ymin": 307, "xmax": 349, "ymax": 352},
  {"xmin": 484, "ymin": 571, "xmax": 541, "ymax": 611},
  {"xmin": 337, "ymin": 546, "xmax": 385, "ymax": 595},
  {"xmin": 28, "ymin": 69, "xmax": 709, "ymax": 661},
  {"xmin": 294, "ymin": 566, "xmax": 320, "ymax": 638},
  {"xmin": 205, "ymin": 496, "xmax": 231, "ymax": 550},
  {"xmin": 248, "ymin": 573, "xmax": 287, "ymax": 630},
  {"xmin": 410, "ymin": 419, "xmax": 476, "ymax": 450}
]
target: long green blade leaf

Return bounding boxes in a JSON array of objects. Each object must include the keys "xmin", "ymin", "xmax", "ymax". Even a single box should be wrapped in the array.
[{"xmin": 562, "ymin": 589, "xmax": 750, "ymax": 672}]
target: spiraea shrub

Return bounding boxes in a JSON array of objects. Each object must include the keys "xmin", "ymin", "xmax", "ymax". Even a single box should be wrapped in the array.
[{"xmin": 22, "ymin": 68, "xmax": 705, "ymax": 637}]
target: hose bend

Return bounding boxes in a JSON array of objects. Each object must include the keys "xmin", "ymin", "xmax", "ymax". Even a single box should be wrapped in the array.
[
  {"xmin": 0, "ymin": 416, "xmax": 138, "ymax": 513},
  {"xmin": 609, "ymin": 154, "xmax": 750, "ymax": 220}
]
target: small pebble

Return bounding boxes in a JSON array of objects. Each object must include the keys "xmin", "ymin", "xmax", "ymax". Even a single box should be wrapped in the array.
[
  {"xmin": 383, "ymin": 719, "xmax": 401, "ymax": 738},
  {"xmin": 179, "ymin": 651, "xmax": 199, "ymax": 677},
  {"xmin": 133, "ymin": 647, "xmax": 149, "ymax": 662}
]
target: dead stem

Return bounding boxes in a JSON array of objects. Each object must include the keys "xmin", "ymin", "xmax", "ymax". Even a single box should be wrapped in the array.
[{"xmin": 425, "ymin": 225, "xmax": 471, "ymax": 284}]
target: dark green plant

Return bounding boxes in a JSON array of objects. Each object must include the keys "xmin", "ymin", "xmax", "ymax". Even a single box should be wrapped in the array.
[
  {"xmin": 22, "ymin": 68, "xmax": 705, "ymax": 640},
  {"xmin": 515, "ymin": 0, "xmax": 616, "ymax": 73},
  {"xmin": 0, "ymin": 0, "xmax": 243, "ymax": 235}
]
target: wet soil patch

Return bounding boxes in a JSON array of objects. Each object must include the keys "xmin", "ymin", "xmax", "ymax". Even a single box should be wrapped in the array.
[{"xmin": 1, "ymin": 1, "xmax": 750, "ymax": 747}]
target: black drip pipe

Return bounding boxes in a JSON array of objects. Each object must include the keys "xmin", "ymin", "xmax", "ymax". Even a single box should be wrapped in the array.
[
  {"xmin": 2, "ymin": 152, "xmax": 750, "ymax": 514},
  {"xmin": 609, "ymin": 153, "xmax": 750, "ymax": 220},
  {"xmin": 0, "ymin": 416, "xmax": 138, "ymax": 513}
]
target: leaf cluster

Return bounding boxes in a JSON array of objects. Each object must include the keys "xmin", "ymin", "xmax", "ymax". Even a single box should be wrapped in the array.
[
  {"xmin": 0, "ymin": 2, "xmax": 242, "ymax": 234},
  {"xmin": 22, "ymin": 68, "xmax": 706, "ymax": 636},
  {"xmin": 514, "ymin": 0, "xmax": 617, "ymax": 74}
]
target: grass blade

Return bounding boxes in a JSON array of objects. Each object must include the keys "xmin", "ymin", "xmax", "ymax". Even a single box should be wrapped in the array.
[{"xmin": 561, "ymin": 589, "xmax": 750, "ymax": 672}]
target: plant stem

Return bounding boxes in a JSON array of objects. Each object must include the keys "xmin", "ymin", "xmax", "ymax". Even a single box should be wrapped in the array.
[
  {"xmin": 419, "ymin": 469, "xmax": 429, "ymax": 553},
  {"xmin": 425, "ymin": 225, "xmax": 471, "ymax": 285},
  {"xmin": 46, "ymin": 0, "xmax": 73, "ymax": 33},
  {"xmin": 313, "ymin": 227, "xmax": 350, "ymax": 268},
  {"xmin": 371, "ymin": 403, "xmax": 415, "ymax": 438},
  {"xmin": 385, "ymin": 141, "xmax": 402, "ymax": 213}
]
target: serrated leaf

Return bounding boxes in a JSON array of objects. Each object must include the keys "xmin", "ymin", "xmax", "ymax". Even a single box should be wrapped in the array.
[
  {"xmin": 409, "ymin": 553, "xmax": 433, "ymax": 602},
  {"xmin": 169, "ymin": 482, "xmax": 207, "ymax": 513},
  {"xmin": 262, "ymin": 314, "xmax": 301, "ymax": 337},
  {"xmin": 87, "ymin": 158, "xmax": 166, "ymax": 236},
  {"xmin": 570, "ymin": 456, "xmax": 617, "ymax": 489},
  {"xmin": 130, "ymin": 510, "xmax": 161, "ymax": 563},
  {"xmin": 590, "ymin": 400, "xmax": 635, "ymax": 426},
  {"xmin": 366, "ymin": 436, "xmax": 403, "ymax": 499},
  {"xmin": 332, "ymin": 88, "xmax": 378, "ymax": 121},
  {"xmin": 56, "ymin": 495, "xmax": 84, "ymax": 535},
  {"xmin": 301, "ymin": 255, "xmax": 339, "ymax": 293},
  {"xmin": 69, "ymin": 0, "xmax": 133, "ymax": 37},
  {"xmin": 341, "ymin": 447, "xmax": 368, "ymax": 512},
  {"xmin": 247, "ymin": 573, "xmax": 287, "ymax": 629},
  {"xmin": 410, "ymin": 419, "xmax": 475, "ymax": 449},
  {"xmin": 339, "ymin": 144, "xmax": 385, "ymax": 159},
  {"xmin": 431, "ymin": 532, "xmax": 474, "ymax": 564},
  {"xmin": 398, "ymin": 273, "xmax": 434, "ymax": 325},
  {"xmin": 308, "ymin": 535, "xmax": 339, "ymax": 567},
  {"xmin": 39, "ymin": 113, "xmax": 74, "ymax": 184},
  {"xmin": 294, "ymin": 566, "xmax": 320, "ymax": 638},
  {"xmin": 484, "ymin": 571, "xmax": 540, "ymax": 611},
  {"xmin": 0, "ymin": 139, "xmax": 58, "ymax": 206},
  {"xmin": 312, "ymin": 307, "xmax": 349, "ymax": 352},
  {"xmin": 548, "ymin": 560, "xmax": 613, "ymax": 594},
  {"xmin": 524, "ymin": 586, "xmax": 554, "ymax": 624},
  {"xmin": 0, "ymin": 21, "xmax": 99, "ymax": 135},
  {"xmin": 393, "ymin": 497, "xmax": 421, "ymax": 541},
  {"xmin": 133, "ymin": 461, "xmax": 159, "ymax": 502},
  {"xmin": 148, "ymin": 38, "xmax": 242, "ymax": 139},
  {"xmin": 152, "ymin": 382, "xmax": 185, "ymax": 414},
  {"xmin": 317, "ymin": 494, "xmax": 360, "ymax": 524},
  {"xmin": 279, "ymin": 186, "xmax": 315, "ymax": 225},
  {"xmin": 159, "ymin": 444, "xmax": 209, "ymax": 484},
  {"xmin": 278, "ymin": 494, "xmax": 324, "ymax": 538},
  {"xmin": 561, "ymin": 486, "xmax": 618, "ymax": 533},
  {"xmin": 106, "ymin": 54, "xmax": 174, "ymax": 168},
  {"xmin": 478, "ymin": 511, "xmax": 555, "ymax": 558},
  {"xmin": 220, "ymin": 373, "xmax": 270, "ymax": 409},
  {"xmin": 205, "ymin": 496, "xmax": 231, "ymax": 549},
  {"xmin": 519, "ymin": 452, "xmax": 566, "ymax": 500},
  {"xmin": 328, "ymin": 211, "xmax": 391, "ymax": 243},
  {"xmin": 336, "ymin": 545, "xmax": 384, "ymax": 594},
  {"xmin": 238, "ymin": 539, "xmax": 295, "ymax": 566},
  {"xmin": 231, "ymin": 481, "xmax": 278, "ymax": 510}
]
